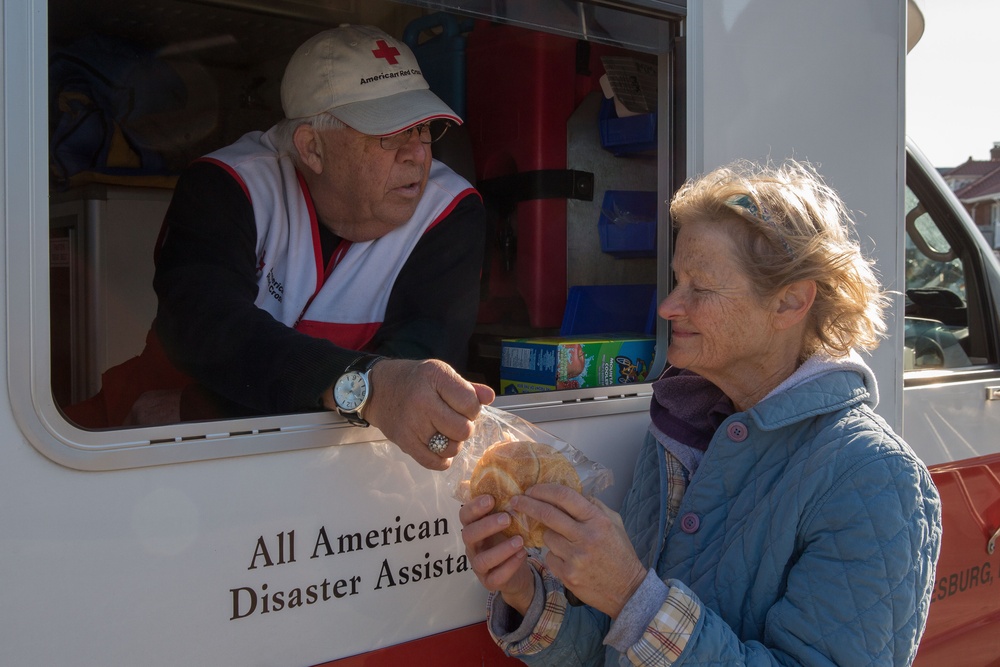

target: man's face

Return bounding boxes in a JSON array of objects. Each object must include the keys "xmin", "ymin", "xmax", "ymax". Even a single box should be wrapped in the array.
[{"xmin": 313, "ymin": 125, "xmax": 432, "ymax": 242}]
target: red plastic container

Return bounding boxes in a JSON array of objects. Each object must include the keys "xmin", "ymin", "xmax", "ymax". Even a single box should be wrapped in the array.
[{"xmin": 465, "ymin": 21, "xmax": 613, "ymax": 328}]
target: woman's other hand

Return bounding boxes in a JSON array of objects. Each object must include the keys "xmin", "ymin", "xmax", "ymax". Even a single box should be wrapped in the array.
[
  {"xmin": 512, "ymin": 484, "xmax": 647, "ymax": 619},
  {"xmin": 459, "ymin": 494, "xmax": 536, "ymax": 615}
]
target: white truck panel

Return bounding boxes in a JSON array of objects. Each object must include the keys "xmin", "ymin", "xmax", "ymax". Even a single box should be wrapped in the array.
[{"xmin": 688, "ymin": 0, "xmax": 906, "ymax": 431}]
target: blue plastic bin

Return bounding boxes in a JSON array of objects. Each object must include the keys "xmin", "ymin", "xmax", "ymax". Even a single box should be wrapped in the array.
[
  {"xmin": 599, "ymin": 190, "xmax": 657, "ymax": 258},
  {"xmin": 560, "ymin": 284, "xmax": 657, "ymax": 336},
  {"xmin": 599, "ymin": 97, "xmax": 656, "ymax": 156},
  {"xmin": 403, "ymin": 13, "xmax": 473, "ymax": 120}
]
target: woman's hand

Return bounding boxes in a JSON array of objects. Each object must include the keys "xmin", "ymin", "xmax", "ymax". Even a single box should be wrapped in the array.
[
  {"xmin": 511, "ymin": 484, "xmax": 647, "ymax": 619},
  {"xmin": 459, "ymin": 494, "xmax": 536, "ymax": 615}
]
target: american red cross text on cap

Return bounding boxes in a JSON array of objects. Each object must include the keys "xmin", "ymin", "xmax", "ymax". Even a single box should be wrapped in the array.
[
  {"xmin": 279, "ymin": 24, "xmax": 462, "ymax": 134},
  {"xmin": 372, "ymin": 40, "xmax": 401, "ymax": 65}
]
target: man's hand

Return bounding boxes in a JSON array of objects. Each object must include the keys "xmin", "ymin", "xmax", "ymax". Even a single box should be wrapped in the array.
[{"xmin": 338, "ymin": 358, "xmax": 494, "ymax": 470}]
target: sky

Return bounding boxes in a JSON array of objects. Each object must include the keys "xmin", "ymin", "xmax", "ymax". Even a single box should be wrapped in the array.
[{"xmin": 906, "ymin": 0, "xmax": 1000, "ymax": 168}]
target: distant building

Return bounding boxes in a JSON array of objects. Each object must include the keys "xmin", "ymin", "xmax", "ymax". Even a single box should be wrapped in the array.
[{"xmin": 943, "ymin": 142, "xmax": 1000, "ymax": 248}]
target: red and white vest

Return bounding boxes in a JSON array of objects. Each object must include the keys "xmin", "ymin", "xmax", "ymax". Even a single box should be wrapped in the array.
[{"xmin": 200, "ymin": 129, "xmax": 476, "ymax": 350}]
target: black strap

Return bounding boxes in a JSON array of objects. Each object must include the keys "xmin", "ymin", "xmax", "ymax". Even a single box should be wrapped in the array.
[
  {"xmin": 343, "ymin": 353, "xmax": 383, "ymax": 377},
  {"xmin": 477, "ymin": 169, "xmax": 595, "ymax": 214}
]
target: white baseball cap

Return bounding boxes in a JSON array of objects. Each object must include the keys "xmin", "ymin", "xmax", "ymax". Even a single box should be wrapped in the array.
[{"xmin": 280, "ymin": 25, "xmax": 461, "ymax": 135}]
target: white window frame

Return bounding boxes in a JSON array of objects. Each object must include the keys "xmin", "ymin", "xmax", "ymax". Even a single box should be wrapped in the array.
[{"xmin": 7, "ymin": 0, "xmax": 672, "ymax": 471}]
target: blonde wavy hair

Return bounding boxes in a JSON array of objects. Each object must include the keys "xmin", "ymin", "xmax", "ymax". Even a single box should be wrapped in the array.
[{"xmin": 668, "ymin": 159, "xmax": 888, "ymax": 356}]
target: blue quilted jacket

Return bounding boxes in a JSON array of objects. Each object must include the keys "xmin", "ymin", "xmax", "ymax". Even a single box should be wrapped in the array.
[{"xmin": 515, "ymin": 365, "xmax": 942, "ymax": 666}]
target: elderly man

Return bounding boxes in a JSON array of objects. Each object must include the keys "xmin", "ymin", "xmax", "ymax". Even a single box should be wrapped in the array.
[{"xmin": 66, "ymin": 25, "xmax": 493, "ymax": 470}]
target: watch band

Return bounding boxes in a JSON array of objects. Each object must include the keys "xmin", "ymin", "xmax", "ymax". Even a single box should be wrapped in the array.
[{"xmin": 347, "ymin": 354, "xmax": 382, "ymax": 375}]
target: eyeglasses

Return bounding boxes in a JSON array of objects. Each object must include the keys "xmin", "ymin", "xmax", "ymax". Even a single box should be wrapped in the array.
[{"xmin": 378, "ymin": 119, "xmax": 453, "ymax": 150}]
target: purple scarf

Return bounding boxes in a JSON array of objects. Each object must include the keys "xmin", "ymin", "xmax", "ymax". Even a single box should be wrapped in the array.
[{"xmin": 649, "ymin": 366, "xmax": 734, "ymax": 451}]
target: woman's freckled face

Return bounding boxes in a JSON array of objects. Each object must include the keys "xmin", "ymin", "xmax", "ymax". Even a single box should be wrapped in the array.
[{"xmin": 657, "ymin": 220, "xmax": 776, "ymax": 387}]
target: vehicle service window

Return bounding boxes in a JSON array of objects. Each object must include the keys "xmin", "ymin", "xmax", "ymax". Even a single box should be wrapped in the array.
[{"xmin": 30, "ymin": 0, "xmax": 680, "ymax": 469}]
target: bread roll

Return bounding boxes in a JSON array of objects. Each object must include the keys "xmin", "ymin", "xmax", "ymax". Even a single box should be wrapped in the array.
[{"xmin": 469, "ymin": 440, "xmax": 582, "ymax": 548}]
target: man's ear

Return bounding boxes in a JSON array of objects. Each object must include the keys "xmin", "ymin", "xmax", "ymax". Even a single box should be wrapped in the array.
[
  {"xmin": 774, "ymin": 279, "xmax": 817, "ymax": 329},
  {"xmin": 293, "ymin": 124, "xmax": 324, "ymax": 175}
]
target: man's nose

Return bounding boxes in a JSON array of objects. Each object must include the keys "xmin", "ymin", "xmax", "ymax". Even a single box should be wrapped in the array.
[{"xmin": 396, "ymin": 130, "xmax": 428, "ymax": 161}]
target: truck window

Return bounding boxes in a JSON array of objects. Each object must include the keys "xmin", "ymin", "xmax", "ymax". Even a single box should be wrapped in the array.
[
  {"xmin": 904, "ymin": 167, "xmax": 995, "ymax": 371},
  {"xmin": 29, "ymin": 0, "xmax": 681, "ymax": 469}
]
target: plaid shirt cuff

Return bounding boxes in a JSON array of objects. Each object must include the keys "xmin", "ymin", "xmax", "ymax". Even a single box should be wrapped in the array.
[
  {"xmin": 624, "ymin": 581, "xmax": 701, "ymax": 666},
  {"xmin": 605, "ymin": 568, "xmax": 671, "ymax": 651},
  {"xmin": 487, "ymin": 559, "xmax": 567, "ymax": 656}
]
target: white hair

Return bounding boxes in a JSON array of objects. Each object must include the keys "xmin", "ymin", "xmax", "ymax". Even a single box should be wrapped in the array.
[{"xmin": 272, "ymin": 113, "xmax": 347, "ymax": 159}]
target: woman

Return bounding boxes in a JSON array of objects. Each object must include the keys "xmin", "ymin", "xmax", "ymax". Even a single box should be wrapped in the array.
[{"xmin": 460, "ymin": 159, "xmax": 942, "ymax": 666}]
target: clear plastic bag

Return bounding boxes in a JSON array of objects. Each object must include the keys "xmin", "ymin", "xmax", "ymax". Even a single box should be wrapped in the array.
[{"xmin": 447, "ymin": 405, "xmax": 614, "ymax": 505}]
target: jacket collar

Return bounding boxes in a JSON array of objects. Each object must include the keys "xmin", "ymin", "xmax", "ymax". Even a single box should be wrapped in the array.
[{"xmin": 747, "ymin": 350, "xmax": 877, "ymax": 431}]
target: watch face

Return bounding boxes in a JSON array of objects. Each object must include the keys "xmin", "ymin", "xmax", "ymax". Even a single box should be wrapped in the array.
[{"xmin": 334, "ymin": 371, "xmax": 368, "ymax": 412}]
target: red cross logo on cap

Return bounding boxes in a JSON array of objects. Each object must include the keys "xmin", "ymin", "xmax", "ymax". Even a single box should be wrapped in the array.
[{"xmin": 372, "ymin": 39, "xmax": 401, "ymax": 65}]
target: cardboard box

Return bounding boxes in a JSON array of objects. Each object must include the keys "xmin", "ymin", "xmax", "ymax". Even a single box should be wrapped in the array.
[{"xmin": 500, "ymin": 336, "xmax": 655, "ymax": 395}]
